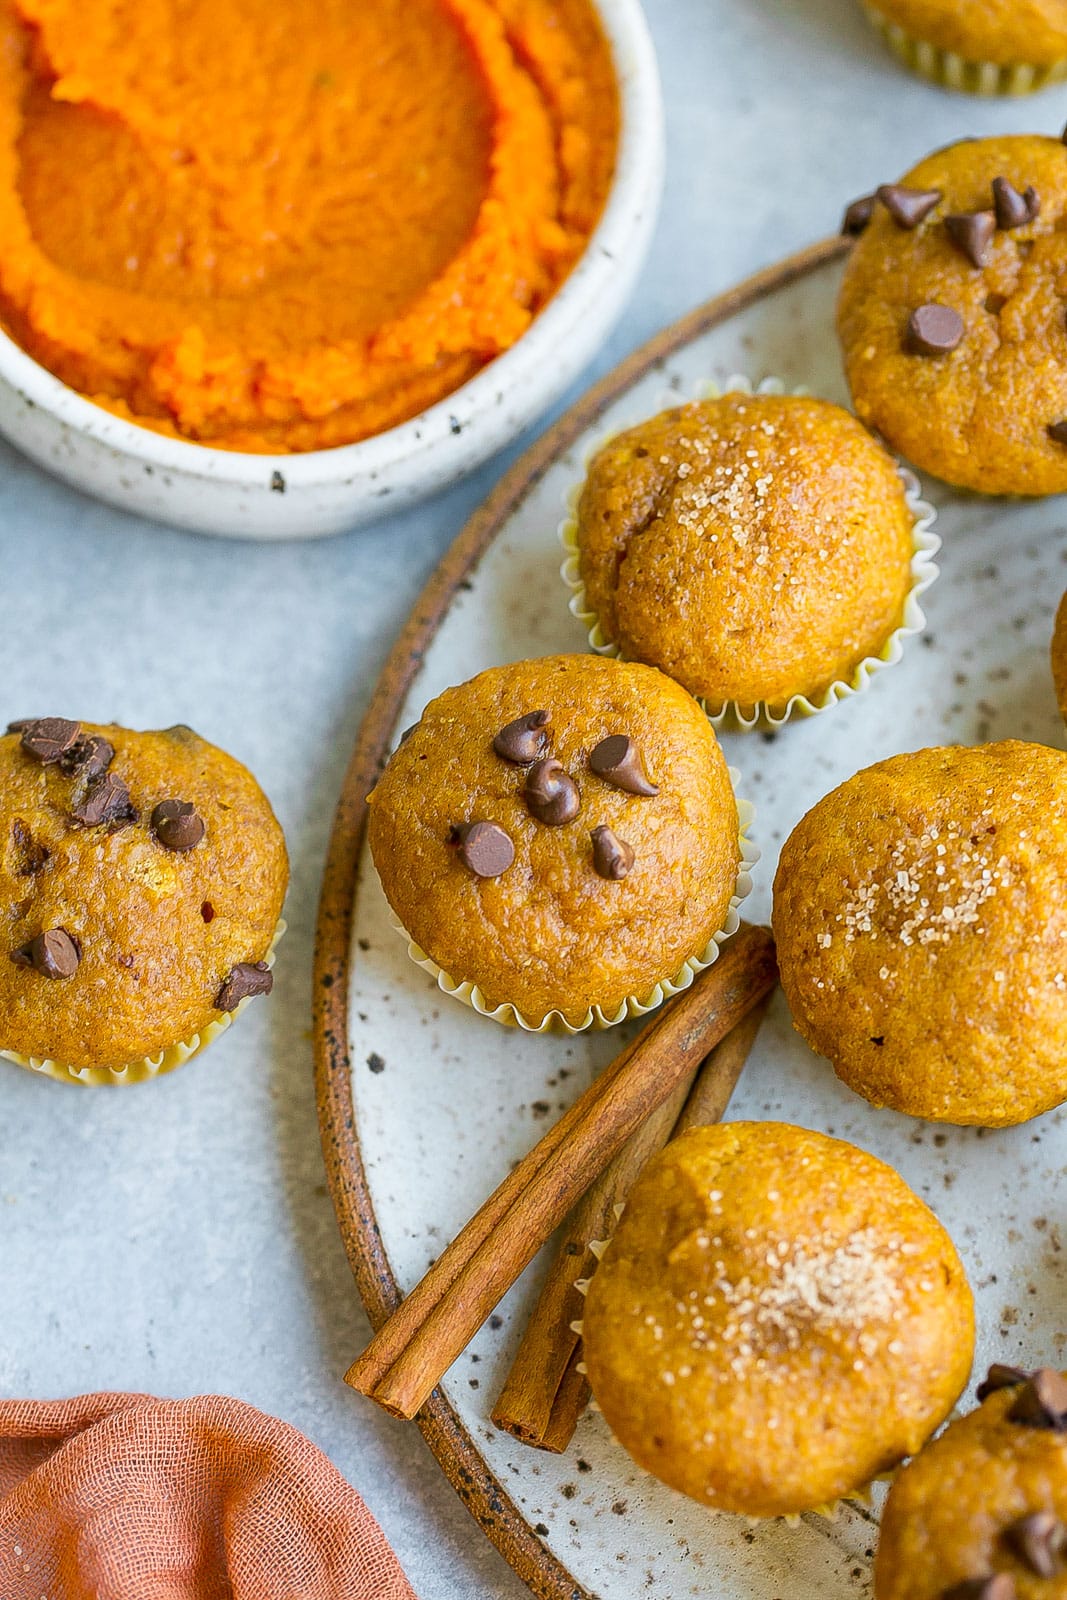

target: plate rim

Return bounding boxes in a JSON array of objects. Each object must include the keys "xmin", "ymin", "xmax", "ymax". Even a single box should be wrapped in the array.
[{"xmin": 312, "ymin": 232, "xmax": 850, "ymax": 1600}]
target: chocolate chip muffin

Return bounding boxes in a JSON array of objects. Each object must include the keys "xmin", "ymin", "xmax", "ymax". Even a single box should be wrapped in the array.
[
  {"xmin": 876, "ymin": 1365, "xmax": 1067, "ymax": 1598},
  {"xmin": 1052, "ymin": 590, "xmax": 1067, "ymax": 726},
  {"xmin": 366, "ymin": 655, "xmax": 748, "ymax": 1030},
  {"xmin": 861, "ymin": 0, "xmax": 1067, "ymax": 93},
  {"xmin": 773, "ymin": 741, "xmax": 1067, "ymax": 1126},
  {"xmin": 0, "ymin": 719, "xmax": 288, "ymax": 1083},
  {"xmin": 566, "ymin": 391, "xmax": 929, "ymax": 721},
  {"xmin": 582, "ymin": 1121, "xmax": 974, "ymax": 1519},
  {"xmin": 839, "ymin": 135, "xmax": 1067, "ymax": 495}
]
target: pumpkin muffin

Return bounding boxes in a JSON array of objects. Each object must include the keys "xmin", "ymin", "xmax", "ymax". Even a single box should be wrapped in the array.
[
  {"xmin": 773, "ymin": 741, "xmax": 1067, "ymax": 1127},
  {"xmin": 876, "ymin": 1364, "xmax": 1067, "ymax": 1598},
  {"xmin": 839, "ymin": 135, "xmax": 1067, "ymax": 496},
  {"xmin": 0, "ymin": 718, "xmax": 288, "ymax": 1083},
  {"xmin": 366, "ymin": 655, "xmax": 747, "ymax": 1030},
  {"xmin": 860, "ymin": 0, "xmax": 1067, "ymax": 92},
  {"xmin": 566, "ymin": 392, "xmax": 928, "ymax": 721},
  {"xmin": 582, "ymin": 1121, "xmax": 974, "ymax": 1519},
  {"xmin": 1052, "ymin": 590, "xmax": 1067, "ymax": 725}
]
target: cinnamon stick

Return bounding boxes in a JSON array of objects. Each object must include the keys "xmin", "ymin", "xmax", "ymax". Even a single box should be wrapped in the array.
[
  {"xmin": 491, "ymin": 990, "xmax": 773, "ymax": 1449},
  {"xmin": 346, "ymin": 922, "xmax": 778, "ymax": 1421},
  {"xmin": 346, "ymin": 1007, "xmax": 653, "ymax": 1397},
  {"xmin": 673, "ymin": 991, "xmax": 772, "ymax": 1136},
  {"xmin": 489, "ymin": 1069, "xmax": 698, "ymax": 1447}
]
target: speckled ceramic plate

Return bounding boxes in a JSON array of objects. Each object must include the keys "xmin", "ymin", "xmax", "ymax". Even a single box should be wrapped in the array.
[{"xmin": 315, "ymin": 237, "xmax": 1067, "ymax": 1600}]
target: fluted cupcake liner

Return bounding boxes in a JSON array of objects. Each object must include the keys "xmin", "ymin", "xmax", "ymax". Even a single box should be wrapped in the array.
[
  {"xmin": 0, "ymin": 919, "xmax": 286, "ymax": 1086},
  {"xmin": 395, "ymin": 783, "xmax": 757, "ymax": 1035},
  {"xmin": 560, "ymin": 373, "xmax": 940, "ymax": 731},
  {"xmin": 862, "ymin": 1, "xmax": 1067, "ymax": 95}
]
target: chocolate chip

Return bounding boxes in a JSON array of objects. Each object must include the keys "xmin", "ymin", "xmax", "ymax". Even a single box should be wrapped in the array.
[
  {"xmin": 1004, "ymin": 1512, "xmax": 1067, "ymax": 1578},
  {"xmin": 906, "ymin": 304, "xmax": 964, "ymax": 357},
  {"xmin": 942, "ymin": 1580, "xmax": 1015, "ymax": 1600},
  {"xmin": 842, "ymin": 193, "xmax": 877, "ymax": 236},
  {"xmin": 588, "ymin": 736, "xmax": 659, "ymax": 797},
  {"xmin": 71, "ymin": 771, "xmax": 136, "ymax": 827},
  {"xmin": 12, "ymin": 928, "xmax": 80, "ymax": 980},
  {"xmin": 450, "ymin": 821, "xmax": 515, "ymax": 878},
  {"xmin": 1008, "ymin": 1368, "xmax": 1067, "ymax": 1430},
  {"xmin": 525, "ymin": 759, "xmax": 580, "ymax": 826},
  {"xmin": 216, "ymin": 961, "xmax": 273, "ymax": 1012},
  {"xmin": 5, "ymin": 719, "xmax": 36, "ymax": 733},
  {"xmin": 945, "ymin": 210, "xmax": 996, "ymax": 269},
  {"xmin": 1048, "ymin": 420, "xmax": 1067, "ymax": 446},
  {"xmin": 11, "ymin": 819, "xmax": 48, "ymax": 876},
  {"xmin": 591, "ymin": 825, "xmax": 634, "ymax": 880},
  {"xmin": 992, "ymin": 177, "xmax": 1040, "ymax": 230},
  {"xmin": 877, "ymin": 183, "xmax": 941, "ymax": 228},
  {"xmin": 19, "ymin": 718, "xmax": 81, "ymax": 764},
  {"xmin": 151, "ymin": 799, "xmax": 205, "ymax": 852},
  {"xmin": 61, "ymin": 735, "xmax": 115, "ymax": 781},
  {"xmin": 493, "ymin": 711, "xmax": 551, "ymax": 766},
  {"xmin": 977, "ymin": 1364, "xmax": 1032, "ymax": 1402}
]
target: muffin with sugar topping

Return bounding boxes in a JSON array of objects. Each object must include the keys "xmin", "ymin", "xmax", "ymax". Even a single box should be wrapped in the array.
[
  {"xmin": 564, "ymin": 391, "xmax": 929, "ymax": 722},
  {"xmin": 581, "ymin": 1121, "xmax": 974, "ymax": 1518},
  {"xmin": 876, "ymin": 1363, "xmax": 1067, "ymax": 1598},
  {"xmin": 773, "ymin": 741, "xmax": 1067, "ymax": 1126}
]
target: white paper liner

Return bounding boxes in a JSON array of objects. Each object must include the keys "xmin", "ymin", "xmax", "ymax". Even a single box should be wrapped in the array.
[
  {"xmin": 0, "ymin": 919, "xmax": 286, "ymax": 1087},
  {"xmin": 559, "ymin": 373, "xmax": 940, "ymax": 731},
  {"xmin": 397, "ymin": 781, "xmax": 757, "ymax": 1035},
  {"xmin": 861, "ymin": 0, "xmax": 1067, "ymax": 94}
]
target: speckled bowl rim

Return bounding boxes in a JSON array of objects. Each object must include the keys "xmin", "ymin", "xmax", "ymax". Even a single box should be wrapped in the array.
[
  {"xmin": 0, "ymin": 918, "xmax": 285, "ymax": 1085},
  {"xmin": 861, "ymin": 0, "xmax": 1067, "ymax": 93},
  {"xmin": 559, "ymin": 374, "xmax": 940, "ymax": 730},
  {"xmin": 394, "ymin": 778, "xmax": 757, "ymax": 1034}
]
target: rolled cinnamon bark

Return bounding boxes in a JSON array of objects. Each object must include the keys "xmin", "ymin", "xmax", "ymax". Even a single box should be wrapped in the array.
[{"xmin": 346, "ymin": 924, "xmax": 778, "ymax": 1422}]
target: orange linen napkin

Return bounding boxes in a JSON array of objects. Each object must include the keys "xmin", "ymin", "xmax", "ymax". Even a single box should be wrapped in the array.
[{"xmin": 0, "ymin": 1392, "xmax": 417, "ymax": 1600}]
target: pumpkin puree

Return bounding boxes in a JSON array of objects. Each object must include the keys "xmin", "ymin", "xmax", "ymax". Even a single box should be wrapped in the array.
[{"xmin": 0, "ymin": 0, "xmax": 618, "ymax": 452}]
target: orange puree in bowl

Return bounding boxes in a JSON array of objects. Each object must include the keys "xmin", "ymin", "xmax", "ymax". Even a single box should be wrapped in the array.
[{"xmin": 0, "ymin": 0, "xmax": 618, "ymax": 452}]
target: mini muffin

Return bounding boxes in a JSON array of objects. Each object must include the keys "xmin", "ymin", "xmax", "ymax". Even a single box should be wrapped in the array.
[
  {"xmin": 876, "ymin": 1364, "xmax": 1067, "ymax": 1597},
  {"xmin": 773, "ymin": 741, "xmax": 1067, "ymax": 1126},
  {"xmin": 567, "ymin": 392, "xmax": 925, "ymax": 720},
  {"xmin": 366, "ymin": 655, "xmax": 746, "ymax": 1030},
  {"xmin": 0, "ymin": 718, "xmax": 288, "ymax": 1083},
  {"xmin": 861, "ymin": 0, "xmax": 1067, "ymax": 93},
  {"xmin": 582, "ymin": 1121, "xmax": 974, "ymax": 1519},
  {"xmin": 1052, "ymin": 589, "xmax": 1067, "ymax": 725},
  {"xmin": 839, "ymin": 135, "xmax": 1067, "ymax": 496}
]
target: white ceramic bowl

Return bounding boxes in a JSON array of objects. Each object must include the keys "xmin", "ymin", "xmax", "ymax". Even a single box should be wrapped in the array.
[{"xmin": 0, "ymin": 0, "xmax": 663, "ymax": 541}]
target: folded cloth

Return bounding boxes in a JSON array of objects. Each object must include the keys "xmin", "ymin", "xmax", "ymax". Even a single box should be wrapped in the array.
[{"xmin": 0, "ymin": 1392, "xmax": 417, "ymax": 1600}]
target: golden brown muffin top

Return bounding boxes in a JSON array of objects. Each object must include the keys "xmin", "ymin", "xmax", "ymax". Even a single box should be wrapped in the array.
[
  {"xmin": 0, "ymin": 719, "xmax": 288, "ymax": 1069},
  {"xmin": 575, "ymin": 393, "xmax": 915, "ymax": 713},
  {"xmin": 366, "ymin": 655, "xmax": 740, "ymax": 1027},
  {"xmin": 869, "ymin": 0, "xmax": 1067, "ymax": 66},
  {"xmin": 838, "ymin": 136, "xmax": 1067, "ymax": 496},
  {"xmin": 1052, "ymin": 590, "xmax": 1067, "ymax": 725},
  {"xmin": 773, "ymin": 741, "xmax": 1067, "ymax": 1127},
  {"xmin": 582, "ymin": 1121, "xmax": 974, "ymax": 1519},
  {"xmin": 875, "ymin": 1366, "xmax": 1067, "ymax": 1599}
]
